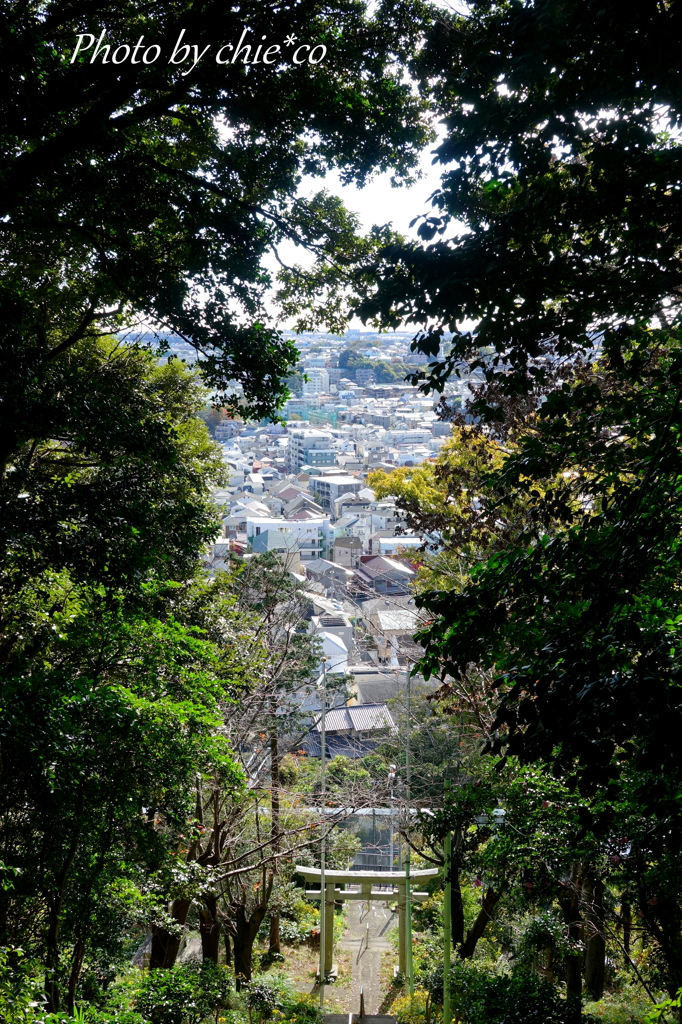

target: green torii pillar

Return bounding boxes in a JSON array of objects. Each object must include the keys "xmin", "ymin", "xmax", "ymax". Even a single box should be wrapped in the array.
[{"xmin": 296, "ymin": 865, "xmax": 439, "ymax": 976}]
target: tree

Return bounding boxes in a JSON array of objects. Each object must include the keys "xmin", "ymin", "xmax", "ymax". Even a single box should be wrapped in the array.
[
  {"xmin": 358, "ymin": 0, "xmax": 682, "ymax": 401},
  {"xmin": 0, "ymin": 593, "xmax": 248, "ymax": 1012},
  {"xmin": 1, "ymin": 0, "xmax": 432, "ymax": 424},
  {"xmin": 351, "ymin": 0, "xmax": 682, "ymax": 843},
  {"xmin": 0, "ymin": 351, "xmax": 253, "ymax": 1011},
  {"xmin": 0, "ymin": 341, "xmax": 225, "ymax": 610}
]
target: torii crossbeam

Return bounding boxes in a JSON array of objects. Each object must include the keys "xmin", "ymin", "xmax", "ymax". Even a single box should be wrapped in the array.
[{"xmin": 295, "ymin": 865, "xmax": 439, "ymax": 977}]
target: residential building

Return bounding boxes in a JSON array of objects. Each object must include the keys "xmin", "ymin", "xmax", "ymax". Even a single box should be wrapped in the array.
[
  {"xmin": 302, "ymin": 368, "xmax": 330, "ymax": 395},
  {"xmin": 288, "ymin": 428, "xmax": 334, "ymax": 472},
  {"xmin": 245, "ymin": 516, "xmax": 331, "ymax": 561},
  {"xmin": 304, "ymin": 557, "xmax": 350, "ymax": 591},
  {"xmin": 309, "ymin": 611, "xmax": 353, "ymax": 658},
  {"xmin": 354, "ymin": 555, "xmax": 415, "ymax": 596},
  {"xmin": 309, "ymin": 473, "xmax": 362, "ymax": 510},
  {"xmin": 333, "ymin": 536, "xmax": 363, "ymax": 568},
  {"xmin": 251, "ymin": 529, "xmax": 301, "ymax": 572},
  {"xmin": 302, "ymin": 703, "xmax": 396, "ymax": 759}
]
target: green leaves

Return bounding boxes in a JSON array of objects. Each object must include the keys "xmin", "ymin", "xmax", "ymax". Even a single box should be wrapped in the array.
[
  {"xmin": 357, "ymin": 0, "xmax": 682, "ymax": 407},
  {"xmin": 0, "ymin": 0, "xmax": 433, "ymax": 419}
]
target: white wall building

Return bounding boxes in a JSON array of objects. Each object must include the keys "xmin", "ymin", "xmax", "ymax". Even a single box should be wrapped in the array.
[
  {"xmin": 245, "ymin": 515, "xmax": 332, "ymax": 561},
  {"xmin": 288, "ymin": 427, "xmax": 335, "ymax": 472},
  {"xmin": 302, "ymin": 368, "xmax": 330, "ymax": 395},
  {"xmin": 309, "ymin": 474, "xmax": 363, "ymax": 510}
]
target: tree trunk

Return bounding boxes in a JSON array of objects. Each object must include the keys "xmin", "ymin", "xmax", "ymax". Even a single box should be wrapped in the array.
[
  {"xmin": 584, "ymin": 876, "xmax": 606, "ymax": 1001},
  {"xmin": 200, "ymin": 894, "xmax": 221, "ymax": 965},
  {"xmin": 224, "ymin": 930, "xmax": 232, "ymax": 967},
  {"xmin": 67, "ymin": 938, "xmax": 85, "ymax": 1016},
  {"xmin": 233, "ymin": 903, "xmax": 269, "ymax": 989},
  {"xmin": 269, "ymin": 727, "xmax": 281, "ymax": 955},
  {"xmin": 149, "ymin": 898, "xmax": 190, "ymax": 969},
  {"xmin": 542, "ymin": 946, "xmax": 554, "ymax": 985},
  {"xmin": 621, "ymin": 898, "xmax": 632, "ymax": 956},
  {"xmin": 458, "ymin": 889, "xmax": 500, "ymax": 959},
  {"xmin": 44, "ymin": 833, "xmax": 80, "ymax": 1011},
  {"xmin": 559, "ymin": 865, "xmax": 584, "ymax": 1008},
  {"xmin": 45, "ymin": 898, "xmax": 62, "ymax": 1013},
  {"xmin": 269, "ymin": 914, "xmax": 280, "ymax": 957},
  {"xmin": 232, "ymin": 878, "xmax": 274, "ymax": 990}
]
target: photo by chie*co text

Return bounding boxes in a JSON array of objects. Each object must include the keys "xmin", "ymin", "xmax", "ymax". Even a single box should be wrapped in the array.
[{"xmin": 68, "ymin": 27, "xmax": 328, "ymax": 73}]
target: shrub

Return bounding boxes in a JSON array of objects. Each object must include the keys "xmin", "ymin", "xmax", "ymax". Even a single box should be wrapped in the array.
[
  {"xmin": 426, "ymin": 962, "xmax": 594, "ymax": 1024},
  {"xmin": 134, "ymin": 962, "xmax": 231, "ymax": 1024},
  {"xmin": 82, "ymin": 1011, "xmax": 145, "ymax": 1024},
  {"xmin": 0, "ymin": 946, "xmax": 47, "ymax": 1023},
  {"xmin": 392, "ymin": 989, "xmax": 431, "ymax": 1024},
  {"xmin": 245, "ymin": 980, "xmax": 279, "ymax": 1023}
]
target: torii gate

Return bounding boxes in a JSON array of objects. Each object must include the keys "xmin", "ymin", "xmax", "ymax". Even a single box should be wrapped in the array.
[{"xmin": 296, "ymin": 865, "xmax": 439, "ymax": 977}]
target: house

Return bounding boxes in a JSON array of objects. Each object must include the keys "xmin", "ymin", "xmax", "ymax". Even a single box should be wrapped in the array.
[
  {"xmin": 333, "ymin": 513, "xmax": 362, "ymax": 539},
  {"xmin": 354, "ymin": 555, "xmax": 415, "ymax": 597},
  {"xmin": 284, "ymin": 493, "xmax": 325, "ymax": 518},
  {"xmin": 346, "ymin": 665, "xmax": 404, "ymax": 704},
  {"xmin": 304, "ymin": 558, "xmax": 350, "ymax": 592},
  {"xmin": 333, "ymin": 491, "xmax": 372, "ymax": 519},
  {"xmin": 302, "ymin": 702, "xmax": 397, "ymax": 759},
  {"xmin": 316, "ymin": 630, "xmax": 349, "ymax": 675},
  {"xmin": 270, "ymin": 482, "xmax": 307, "ymax": 504},
  {"xmin": 251, "ymin": 529, "xmax": 301, "ymax": 572},
  {"xmin": 333, "ymin": 536, "xmax": 363, "ymax": 568},
  {"xmin": 309, "ymin": 612, "xmax": 353, "ymax": 658},
  {"xmin": 368, "ymin": 534, "xmax": 423, "ymax": 557},
  {"xmin": 365, "ymin": 605, "xmax": 421, "ymax": 666}
]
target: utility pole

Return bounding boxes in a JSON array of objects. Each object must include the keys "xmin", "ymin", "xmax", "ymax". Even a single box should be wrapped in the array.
[
  {"xmin": 388, "ymin": 764, "xmax": 397, "ymax": 870},
  {"xmin": 405, "ymin": 670, "xmax": 414, "ymax": 997},
  {"xmin": 443, "ymin": 780, "xmax": 451, "ymax": 1024},
  {"xmin": 319, "ymin": 658, "xmax": 327, "ymax": 1010}
]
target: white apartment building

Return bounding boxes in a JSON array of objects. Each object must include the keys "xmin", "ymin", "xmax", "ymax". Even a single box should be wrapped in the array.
[
  {"xmin": 245, "ymin": 516, "xmax": 332, "ymax": 561},
  {"xmin": 309, "ymin": 474, "xmax": 363, "ymax": 510},
  {"xmin": 287, "ymin": 427, "xmax": 335, "ymax": 472},
  {"xmin": 382, "ymin": 428, "xmax": 433, "ymax": 445},
  {"xmin": 302, "ymin": 368, "xmax": 330, "ymax": 395}
]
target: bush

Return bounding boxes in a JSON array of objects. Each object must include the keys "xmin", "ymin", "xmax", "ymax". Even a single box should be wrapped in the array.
[
  {"xmin": 134, "ymin": 962, "xmax": 231, "ymax": 1024},
  {"xmin": 245, "ymin": 980, "xmax": 279, "ymax": 1023},
  {"xmin": 587, "ymin": 987, "xmax": 666, "ymax": 1024},
  {"xmin": 391, "ymin": 989, "xmax": 431, "ymax": 1024},
  {"xmin": 82, "ymin": 1011, "xmax": 145, "ymax": 1024},
  {"xmin": 0, "ymin": 946, "xmax": 46, "ymax": 1023},
  {"xmin": 426, "ymin": 962, "xmax": 594, "ymax": 1024}
]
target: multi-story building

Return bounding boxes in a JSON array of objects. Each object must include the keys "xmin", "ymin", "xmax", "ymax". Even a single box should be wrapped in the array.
[
  {"xmin": 355, "ymin": 368, "xmax": 376, "ymax": 385},
  {"xmin": 300, "ymin": 448, "xmax": 337, "ymax": 471},
  {"xmin": 214, "ymin": 419, "xmax": 243, "ymax": 440},
  {"xmin": 302, "ymin": 368, "xmax": 330, "ymax": 395},
  {"xmin": 245, "ymin": 515, "xmax": 331, "ymax": 562},
  {"xmin": 287, "ymin": 427, "xmax": 334, "ymax": 472},
  {"xmin": 309, "ymin": 473, "xmax": 363, "ymax": 511}
]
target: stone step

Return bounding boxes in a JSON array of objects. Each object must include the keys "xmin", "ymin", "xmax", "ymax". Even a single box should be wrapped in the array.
[{"xmin": 324, "ymin": 1016, "xmax": 396, "ymax": 1024}]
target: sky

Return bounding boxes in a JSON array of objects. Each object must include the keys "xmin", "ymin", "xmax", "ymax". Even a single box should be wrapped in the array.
[
  {"xmin": 268, "ymin": 137, "xmax": 450, "ymax": 330},
  {"xmin": 304, "ymin": 141, "xmax": 445, "ymax": 239}
]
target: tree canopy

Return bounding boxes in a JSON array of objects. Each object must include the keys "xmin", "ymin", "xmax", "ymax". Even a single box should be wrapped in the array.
[
  {"xmin": 351, "ymin": 0, "xmax": 682, "ymax": 816},
  {"xmin": 1, "ymin": 0, "xmax": 432, "ymax": 419},
  {"xmin": 359, "ymin": 0, "xmax": 682, "ymax": 397}
]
